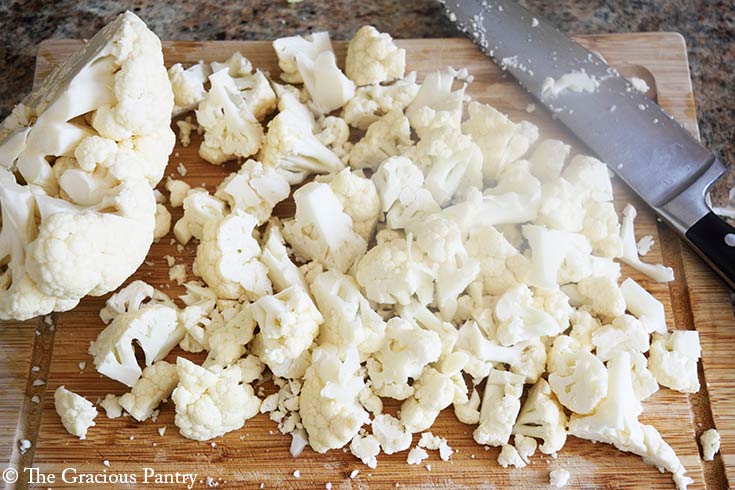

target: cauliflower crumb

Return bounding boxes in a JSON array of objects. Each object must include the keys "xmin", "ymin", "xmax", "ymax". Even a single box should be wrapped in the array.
[
  {"xmin": 637, "ymin": 235, "xmax": 655, "ymax": 256},
  {"xmin": 158, "ymin": 426, "xmax": 167, "ymax": 437},
  {"xmin": 349, "ymin": 469, "xmax": 360, "ymax": 479},
  {"xmin": 550, "ymin": 468, "xmax": 571, "ymax": 487},
  {"xmin": 406, "ymin": 446, "xmax": 429, "ymax": 465},
  {"xmin": 700, "ymin": 428, "xmax": 720, "ymax": 461},
  {"xmin": 169, "ymin": 263, "xmax": 187, "ymax": 286},
  {"xmin": 176, "ymin": 116, "xmax": 198, "ymax": 147},
  {"xmin": 177, "ymin": 162, "xmax": 188, "ymax": 176},
  {"xmin": 18, "ymin": 439, "xmax": 31, "ymax": 454}
]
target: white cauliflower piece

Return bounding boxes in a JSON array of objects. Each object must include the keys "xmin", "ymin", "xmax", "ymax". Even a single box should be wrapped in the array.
[
  {"xmin": 89, "ymin": 281, "xmax": 183, "ymax": 387},
  {"xmin": 648, "ymin": 331, "xmax": 701, "ymax": 394},
  {"xmin": 631, "ymin": 351, "xmax": 659, "ymax": 401},
  {"xmin": 372, "ymin": 413, "xmax": 412, "ymax": 454},
  {"xmin": 562, "ymin": 155, "xmax": 613, "ymax": 203},
  {"xmin": 462, "ymin": 101, "xmax": 538, "ymax": 182},
  {"xmin": 168, "ymin": 61, "xmax": 211, "ymax": 116},
  {"xmin": 261, "ymin": 100, "xmax": 344, "ymax": 185},
  {"xmin": 165, "ymin": 178, "xmax": 191, "ymax": 208},
  {"xmin": 315, "ymin": 168, "xmax": 381, "ymax": 242},
  {"xmin": 399, "ymin": 301, "xmax": 461, "ymax": 361},
  {"xmin": 583, "ymin": 201, "xmax": 624, "ymax": 258},
  {"xmin": 193, "ymin": 210, "xmax": 271, "ymax": 300},
  {"xmin": 119, "ymin": 360, "xmax": 178, "ymax": 421},
  {"xmin": 345, "ymin": 25, "xmax": 405, "ymax": 85},
  {"xmin": 367, "ymin": 317, "xmax": 442, "ymax": 400},
  {"xmin": 529, "ymin": 139, "xmax": 570, "ymax": 182},
  {"xmin": 700, "ymin": 429, "xmax": 720, "ymax": 461},
  {"xmin": 173, "ymin": 188, "xmax": 226, "ymax": 245},
  {"xmin": 522, "ymin": 225, "xmax": 594, "ymax": 288},
  {"xmin": 568, "ymin": 351, "xmax": 693, "ymax": 490},
  {"xmin": 99, "ymin": 394, "xmax": 123, "ymax": 419},
  {"xmin": 355, "ymin": 231, "xmax": 434, "ymax": 306},
  {"xmin": 315, "ymin": 115, "xmax": 353, "ymax": 159},
  {"xmin": 575, "ymin": 275, "xmax": 626, "ymax": 319},
  {"xmin": 548, "ymin": 336, "xmax": 608, "ymax": 414},
  {"xmin": 311, "ymin": 270, "xmax": 386, "ymax": 359},
  {"xmin": 54, "ymin": 386, "xmax": 97, "ymax": 439},
  {"xmin": 342, "ymin": 73, "xmax": 420, "ymax": 129},
  {"xmin": 153, "ymin": 203, "xmax": 171, "ymax": 241},
  {"xmin": 473, "ymin": 369, "xmax": 525, "ymax": 446},
  {"xmin": 494, "ymin": 284, "xmax": 563, "ymax": 347},
  {"xmin": 592, "ymin": 314, "xmax": 650, "ymax": 362},
  {"xmin": 210, "ymin": 52, "xmax": 277, "ymax": 121},
  {"xmin": 260, "ymin": 221, "xmax": 308, "ymax": 293},
  {"xmin": 172, "ymin": 357, "xmax": 260, "ymax": 441},
  {"xmin": 620, "ymin": 204, "xmax": 675, "ymax": 282},
  {"xmin": 407, "ymin": 446, "xmax": 430, "ymax": 465},
  {"xmin": 215, "ymin": 159, "xmax": 290, "ymax": 225},
  {"xmin": 535, "ymin": 178, "xmax": 586, "ymax": 232},
  {"xmin": 371, "ymin": 156, "xmax": 440, "ymax": 230},
  {"xmin": 300, "ymin": 346, "xmax": 369, "ymax": 453},
  {"xmin": 282, "ymin": 182, "xmax": 367, "ymax": 273},
  {"xmin": 465, "ymin": 225, "xmax": 530, "ymax": 296},
  {"xmin": 249, "ymin": 286, "xmax": 323, "ymax": 377},
  {"xmin": 350, "ymin": 433, "xmax": 381, "ymax": 468},
  {"xmin": 407, "ymin": 126, "xmax": 483, "ymax": 205},
  {"xmin": 203, "ymin": 302, "xmax": 257, "ymax": 367},
  {"xmin": 195, "ymin": 68, "xmax": 263, "ymax": 165},
  {"xmin": 513, "ymin": 378, "xmax": 568, "ymax": 454},
  {"xmin": 349, "ymin": 109, "xmax": 413, "ymax": 170},
  {"xmin": 550, "ymin": 469, "xmax": 571, "ymax": 488},
  {"xmin": 497, "ymin": 443, "xmax": 526, "ymax": 468},
  {"xmin": 620, "ymin": 277, "xmax": 668, "ymax": 334},
  {"xmin": 406, "ymin": 67, "xmax": 469, "ymax": 138}
]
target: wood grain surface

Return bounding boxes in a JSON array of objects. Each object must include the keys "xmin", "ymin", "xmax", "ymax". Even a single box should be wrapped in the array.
[{"xmin": 1, "ymin": 34, "xmax": 732, "ymax": 490}]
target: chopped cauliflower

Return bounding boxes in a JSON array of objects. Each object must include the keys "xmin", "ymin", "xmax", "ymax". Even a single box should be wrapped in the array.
[
  {"xmin": 648, "ymin": 331, "xmax": 701, "ymax": 393},
  {"xmin": 260, "ymin": 221, "xmax": 308, "ymax": 293},
  {"xmin": 119, "ymin": 360, "xmax": 178, "ymax": 421},
  {"xmin": 493, "ymin": 284, "xmax": 562, "ymax": 347},
  {"xmin": 407, "ymin": 446, "xmax": 429, "ymax": 465},
  {"xmin": 465, "ymin": 225, "xmax": 530, "ymax": 296},
  {"xmin": 173, "ymin": 188, "xmax": 226, "ymax": 245},
  {"xmin": 548, "ymin": 336, "xmax": 608, "ymax": 414},
  {"xmin": 315, "ymin": 115, "xmax": 353, "ymax": 159},
  {"xmin": 582, "ymin": 201, "xmax": 624, "ymax": 258},
  {"xmin": 474, "ymin": 369, "xmax": 525, "ymax": 446},
  {"xmin": 193, "ymin": 210, "xmax": 272, "ymax": 300},
  {"xmin": 342, "ymin": 73, "xmax": 419, "ymax": 129},
  {"xmin": 282, "ymin": 182, "xmax": 367, "ymax": 273},
  {"xmin": 513, "ymin": 378, "xmax": 568, "ymax": 454},
  {"xmin": 522, "ymin": 225, "xmax": 594, "ymax": 288},
  {"xmin": 54, "ymin": 386, "xmax": 97, "ymax": 439},
  {"xmin": 315, "ymin": 169, "xmax": 381, "ymax": 242},
  {"xmin": 371, "ymin": 413, "xmax": 412, "ymax": 454},
  {"xmin": 620, "ymin": 278, "xmax": 668, "ymax": 334},
  {"xmin": 99, "ymin": 394, "xmax": 123, "ymax": 419},
  {"xmin": 153, "ymin": 203, "xmax": 171, "ymax": 241},
  {"xmin": 700, "ymin": 429, "xmax": 720, "ymax": 461},
  {"xmin": 620, "ymin": 204, "xmax": 675, "ymax": 282},
  {"xmin": 462, "ymin": 101, "xmax": 538, "ymax": 182},
  {"xmin": 575, "ymin": 276, "xmax": 626, "ymax": 319},
  {"xmin": 165, "ymin": 178, "xmax": 191, "ymax": 208},
  {"xmin": 550, "ymin": 469, "xmax": 571, "ymax": 488},
  {"xmin": 350, "ymin": 433, "xmax": 381, "ymax": 468},
  {"xmin": 169, "ymin": 61, "xmax": 211, "ymax": 116},
  {"xmin": 215, "ymin": 159, "xmax": 290, "ymax": 225},
  {"xmin": 172, "ymin": 357, "xmax": 260, "ymax": 441},
  {"xmin": 497, "ymin": 443, "xmax": 526, "ymax": 468},
  {"xmin": 300, "ymin": 346, "xmax": 369, "ymax": 453},
  {"xmin": 345, "ymin": 26, "xmax": 405, "ymax": 86},
  {"xmin": 349, "ymin": 109, "xmax": 413, "ymax": 170},
  {"xmin": 406, "ymin": 67, "xmax": 469, "ymax": 138},
  {"xmin": 592, "ymin": 314, "xmax": 650, "ymax": 362},
  {"xmin": 529, "ymin": 139, "xmax": 570, "ymax": 182}
]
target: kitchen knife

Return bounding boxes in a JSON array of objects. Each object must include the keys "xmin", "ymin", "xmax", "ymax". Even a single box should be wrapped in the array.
[{"xmin": 441, "ymin": 0, "xmax": 735, "ymax": 289}]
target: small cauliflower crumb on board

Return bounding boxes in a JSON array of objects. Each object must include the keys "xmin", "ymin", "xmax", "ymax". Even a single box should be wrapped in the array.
[{"xmin": 6, "ymin": 32, "xmax": 733, "ymax": 490}]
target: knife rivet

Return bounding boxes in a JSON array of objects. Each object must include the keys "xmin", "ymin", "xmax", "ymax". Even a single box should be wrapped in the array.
[{"xmin": 725, "ymin": 234, "xmax": 735, "ymax": 247}]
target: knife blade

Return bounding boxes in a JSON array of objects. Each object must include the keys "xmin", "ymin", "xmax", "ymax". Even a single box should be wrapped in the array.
[{"xmin": 442, "ymin": 0, "xmax": 735, "ymax": 289}]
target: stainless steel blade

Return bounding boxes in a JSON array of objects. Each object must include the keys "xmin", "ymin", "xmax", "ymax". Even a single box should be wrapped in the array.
[{"xmin": 441, "ymin": 0, "xmax": 726, "ymax": 233}]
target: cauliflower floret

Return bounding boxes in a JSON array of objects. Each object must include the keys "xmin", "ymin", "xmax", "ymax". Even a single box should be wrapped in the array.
[
  {"xmin": 54, "ymin": 386, "xmax": 97, "ymax": 439},
  {"xmin": 153, "ymin": 203, "xmax": 171, "ymax": 241},
  {"xmin": 513, "ymin": 378, "xmax": 568, "ymax": 454},
  {"xmin": 462, "ymin": 101, "xmax": 538, "ymax": 182},
  {"xmin": 196, "ymin": 68, "xmax": 263, "ymax": 165},
  {"xmin": 631, "ymin": 351, "xmax": 659, "ymax": 401},
  {"xmin": 345, "ymin": 25, "xmax": 405, "ymax": 85},
  {"xmin": 465, "ymin": 225, "xmax": 530, "ymax": 296},
  {"xmin": 493, "ymin": 284, "xmax": 563, "ymax": 347},
  {"xmin": 210, "ymin": 52, "xmax": 277, "ymax": 121},
  {"xmin": 582, "ymin": 201, "xmax": 623, "ymax": 258},
  {"xmin": 282, "ymin": 182, "xmax": 367, "ymax": 273},
  {"xmin": 119, "ymin": 360, "xmax": 178, "ymax": 421},
  {"xmin": 562, "ymin": 155, "xmax": 613, "ymax": 203},
  {"xmin": 474, "ymin": 369, "xmax": 526, "ymax": 446},
  {"xmin": 535, "ymin": 178, "xmax": 586, "ymax": 232},
  {"xmin": 400, "ymin": 354, "xmax": 468, "ymax": 433},
  {"xmin": 300, "ymin": 346, "xmax": 369, "ymax": 453},
  {"xmin": 522, "ymin": 225, "xmax": 594, "ymax": 288},
  {"xmin": 341, "ymin": 73, "xmax": 420, "ymax": 129},
  {"xmin": 350, "ymin": 433, "xmax": 381, "ymax": 468},
  {"xmin": 529, "ymin": 139, "xmax": 570, "ymax": 182},
  {"xmin": 367, "ymin": 317, "xmax": 442, "ymax": 400},
  {"xmin": 548, "ymin": 336, "xmax": 608, "ymax": 414},
  {"xmin": 406, "ymin": 68, "xmax": 469, "ymax": 138},
  {"xmin": 214, "ymin": 159, "xmax": 290, "ymax": 225},
  {"xmin": 203, "ymin": 302, "xmax": 257, "ymax": 367},
  {"xmin": 165, "ymin": 178, "xmax": 191, "ymax": 208},
  {"xmin": 261, "ymin": 101, "xmax": 344, "ymax": 185},
  {"xmin": 172, "ymin": 357, "xmax": 260, "ymax": 441},
  {"xmin": 371, "ymin": 156, "xmax": 440, "ymax": 230},
  {"xmin": 193, "ymin": 210, "xmax": 272, "ymax": 300},
  {"xmin": 315, "ymin": 115, "xmax": 353, "ymax": 159},
  {"xmin": 355, "ymin": 232, "xmax": 434, "ymax": 306},
  {"xmin": 620, "ymin": 277, "xmax": 668, "ymax": 334},
  {"xmin": 407, "ymin": 126, "xmax": 482, "ymax": 205},
  {"xmin": 311, "ymin": 270, "xmax": 386, "ymax": 360},
  {"xmin": 372, "ymin": 413, "xmax": 412, "ymax": 454},
  {"xmin": 620, "ymin": 204, "xmax": 675, "ymax": 282},
  {"xmin": 260, "ymin": 221, "xmax": 308, "ymax": 293},
  {"xmin": 89, "ymin": 281, "xmax": 183, "ymax": 387},
  {"xmin": 700, "ymin": 429, "xmax": 720, "ymax": 461},
  {"xmin": 454, "ymin": 386, "xmax": 481, "ymax": 423},
  {"xmin": 168, "ymin": 61, "xmax": 211, "ymax": 116},
  {"xmin": 399, "ymin": 301, "xmax": 461, "ymax": 361},
  {"xmin": 575, "ymin": 275, "xmax": 626, "ymax": 319},
  {"xmin": 249, "ymin": 286, "xmax": 323, "ymax": 377},
  {"xmin": 592, "ymin": 313, "xmax": 650, "ymax": 361},
  {"xmin": 349, "ymin": 109, "xmax": 413, "ymax": 170},
  {"xmin": 173, "ymin": 188, "xmax": 226, "ymax": 245},
  {"xmin": 497, "ymin": 443, "xmax": 526, "ymax": 468},
  {"xmin": 648, "ymin": 331, "xmax": 701, "ymax": 394},
  {"xmin": 568, "ymin": 351, "xmax": 693, "ymax": 490},
  {"xmin": 99, "ymin": 394, "xmax": 123, "ymax": 419},
  {"xmin": 315, "ymin": 168, "xmax": 381, "ymax": 242}
]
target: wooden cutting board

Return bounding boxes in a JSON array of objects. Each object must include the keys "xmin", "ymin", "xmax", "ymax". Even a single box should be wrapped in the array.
[{"xmin": 2, "ymin": 34, "xmax": 733, "ymax": 490}]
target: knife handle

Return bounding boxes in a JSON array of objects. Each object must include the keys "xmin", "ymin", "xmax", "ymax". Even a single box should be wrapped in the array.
[{"xmin": 685, "ymin": 212, "xmax": 735, "ymax": 290}]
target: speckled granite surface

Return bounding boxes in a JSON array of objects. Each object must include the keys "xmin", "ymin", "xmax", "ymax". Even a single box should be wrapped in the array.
[{"xmin": 0, "ymin": 0, "xmax": 732, "ymax": 169}]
